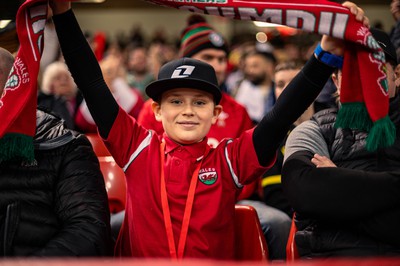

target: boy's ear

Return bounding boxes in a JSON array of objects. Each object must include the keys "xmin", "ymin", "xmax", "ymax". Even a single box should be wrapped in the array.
[
  {"xmin": 151, "ymin": 101, "xmax": 162, "ymax": 122},
  {"xmin": 211, "ymin": 104, "xmax": 223, "ymax": 125}
]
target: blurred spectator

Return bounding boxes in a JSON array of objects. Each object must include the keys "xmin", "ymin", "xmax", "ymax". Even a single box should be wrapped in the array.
[
  {"xmin": 75, "ymin": 54, "xmax": 144, "ymax": 133},
  {"xmin": 38, "ymin": 61, "xmax": 81, "ymax": 129},
  {"xmin": 261, "ymin": 60, "xmax": 313, "ymax": 218},
  {"xmin": 148, "ymin": 41, "xmax": 177, "ymax": 79},
  {"xmin": 129, "ymin": 25, "xmax": 145, "ymax": 47},
  {"xmin": 225, "ymin": 41, "xmax": 256, "ymax": 96},
  {"xmin": 124, "ymin": 45, "xmax": 155, "ymax": 99},
  {"xmin": 390, "ymin": 0, "xmax": 400, "ymax": 62},
  {"xmin": 235, "ymin": 47, "xmax": 277, "ymax": 124}
]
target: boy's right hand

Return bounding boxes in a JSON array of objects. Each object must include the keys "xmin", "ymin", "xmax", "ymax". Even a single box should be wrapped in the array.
[
  {"xmin": 49, "ymin": 0, "xmax": 71, "ymax": 15},
  {"xmin": 321, "ymin": 1, "xmax": 370, "ymax": 57}
]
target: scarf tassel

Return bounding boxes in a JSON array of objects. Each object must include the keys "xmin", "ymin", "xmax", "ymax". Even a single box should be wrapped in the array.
[
  {"xmin": 335, "ymin": 102, "xmax": 396, "ymax": 151},
  {"xmin": 335, "ymin": 102, "xmax": 373, "ymax": 131},
  {"xmin": 0, "ymin": 133, "xmax": 34, "ymax": 162},
  {"xmin": 366, "ymin": 116, "xmax": 396, "ymax": 151}
]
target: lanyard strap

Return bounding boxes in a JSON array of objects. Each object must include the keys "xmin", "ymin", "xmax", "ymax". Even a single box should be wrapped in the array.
[{"xmin": 160, "ymin": 142, "xmax": 204, "ymax": 259}]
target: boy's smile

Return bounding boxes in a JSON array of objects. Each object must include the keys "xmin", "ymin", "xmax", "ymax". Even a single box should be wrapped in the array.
[{"xmin": 152, "ymin": 88, "xmax": 222, "ymax": 145}]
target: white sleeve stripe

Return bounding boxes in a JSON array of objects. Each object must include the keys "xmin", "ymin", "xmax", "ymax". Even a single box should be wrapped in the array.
[
  {"xmin": 123, "ymin": 130, "xmax": 153, "ymax": 172},
  {"xmin": 224, "ymin": 139, "xmax": 243, "ymax": 188}
]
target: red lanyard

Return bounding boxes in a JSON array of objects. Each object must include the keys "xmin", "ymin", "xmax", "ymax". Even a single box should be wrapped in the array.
[{"xmin": 159, "ymin": 142, "xmax": 207, "ymax": 260}]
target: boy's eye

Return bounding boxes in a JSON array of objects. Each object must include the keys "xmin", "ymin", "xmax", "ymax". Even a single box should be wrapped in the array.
[
  {"xmin": 194, "ymin": 100, "xmax": 206, "ymax": 106},
  {"xmin": 170, "ymin": 99, "xmax": 182, "ymax": 104}
]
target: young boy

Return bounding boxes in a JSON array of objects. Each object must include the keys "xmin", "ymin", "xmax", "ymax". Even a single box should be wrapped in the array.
[{"xmin": 50, "ymin": 0, "xmax": 367, "ymax": 260}]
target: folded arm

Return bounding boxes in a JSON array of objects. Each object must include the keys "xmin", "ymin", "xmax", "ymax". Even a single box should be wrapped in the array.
[{"xmin": 282, "ymin": 123, "xmax": 400, "ymax": 221}]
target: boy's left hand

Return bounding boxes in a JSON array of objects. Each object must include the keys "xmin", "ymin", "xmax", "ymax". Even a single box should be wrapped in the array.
[{"xmin": 320, "ymin": 1, "xmax": 370, "ymax": 56}]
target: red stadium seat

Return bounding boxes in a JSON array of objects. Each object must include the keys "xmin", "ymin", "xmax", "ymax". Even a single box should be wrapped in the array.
[
  {"xmin": 286, "ymin": 213, "xmax": 299, "ymax": 261},
  {"xmin": 86, "ymin": 133, "xmax": 111, "ymax": 156},
  {"xmin": 234, "ymin": 205, "xmax": 269, "ymax": 261},
  {"xmin": 99, "ymin": 156, "xmax": 126, "ymax": 213}
]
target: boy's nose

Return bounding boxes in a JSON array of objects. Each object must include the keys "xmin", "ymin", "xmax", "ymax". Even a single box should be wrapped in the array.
[{"xmin": 182, "ymin": 103, "xmax": 194, "ymax": 115}]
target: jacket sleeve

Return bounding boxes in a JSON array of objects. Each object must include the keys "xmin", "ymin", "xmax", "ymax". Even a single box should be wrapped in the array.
[
  {"xmin": 253, "ymin": 55, "xmax": 335, "ymax": 166},
  {"xmin": 360, "ymin": 207, "xmax": 400, "ymax": 246},
  {"xmin": 33, "ymin": 135, "xmax": 113, "ymax": 256},
  {"xmin": 282, "ymin": 150, "xmax": 400, "ymax": 221}
]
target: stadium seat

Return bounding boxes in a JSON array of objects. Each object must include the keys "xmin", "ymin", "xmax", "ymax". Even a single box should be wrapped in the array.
[
  {"xmin": 234, "ymin": 205, "xmax": 269, "ymax": 261},
  {"xmin": 286, "ymin": 213, "xmax": 299, "ymax": 261},
  {"xmin": 99, "ymin": 156, "xmax": 126, "ymax": 213},
  {"xmin": 86, "ymin": 133, "xmax": 111, "ymax": 156}
]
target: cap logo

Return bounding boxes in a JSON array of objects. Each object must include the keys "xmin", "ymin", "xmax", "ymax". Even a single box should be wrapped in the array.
[{"xmin": 171, "ymin": 65, "xmax": 195, "ymax": 78}]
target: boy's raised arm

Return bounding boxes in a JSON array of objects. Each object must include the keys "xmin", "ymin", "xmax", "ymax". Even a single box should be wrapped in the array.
[
  {"xmin": 51, "ymin": 2, "xmax": 119, "ymax": 139},
  {"xmin": 252, "ymin": 51, "xmax": 336, "ymax": 166},
  {"xmin": 252, "ymin": 1, "xmax": 368, "ymax": 166}
]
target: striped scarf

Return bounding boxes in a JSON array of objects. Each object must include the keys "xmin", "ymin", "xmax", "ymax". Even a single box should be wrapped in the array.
[
  {"xmin": 145, "ymin": 0, "xmax": 395, "ymax": 151},
  {"xmin": 0, "ymin": 0, "xmax": 47, "ymax": 162}
]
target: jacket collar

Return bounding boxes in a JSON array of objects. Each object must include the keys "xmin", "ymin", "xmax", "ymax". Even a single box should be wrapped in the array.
[{"xmin": 34, "ymin": 109, "xmax": 76, "ymax": 150}]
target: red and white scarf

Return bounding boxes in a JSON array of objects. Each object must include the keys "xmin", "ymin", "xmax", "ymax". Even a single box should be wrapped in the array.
[
  {"xmin": 0, "ymin": 0, "xmax": 47, "ymax": 162},
  {"xmin": 144, "ymin": 0, "xmax": 395, "ymax": 151}
]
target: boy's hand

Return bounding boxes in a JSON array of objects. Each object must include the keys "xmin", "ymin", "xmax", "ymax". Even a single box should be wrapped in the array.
[
  {"xmin": 311, "ymin": 154, "xmax": 337, "ymax": 168},
  {"xmin": 49, "ymin": 0, "xmax": 71, "ymax": 15},
  {"xmin": 321, "ymin": 1, "xmax": 370, "ymax": 56},
  {"xmin": 344, "ymin": 1, "xmax": 370, "ymax": 28}
]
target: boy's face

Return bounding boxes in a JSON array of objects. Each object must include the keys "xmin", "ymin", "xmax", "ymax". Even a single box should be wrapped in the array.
[{"xmin": 152, "ymin": 88, "xmax": 222, "ymax": 145}]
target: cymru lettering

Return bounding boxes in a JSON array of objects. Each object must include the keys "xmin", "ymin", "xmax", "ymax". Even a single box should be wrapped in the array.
[{"xmin": 177, "ymin": 6, "xmax": 349, "ymax": 38}]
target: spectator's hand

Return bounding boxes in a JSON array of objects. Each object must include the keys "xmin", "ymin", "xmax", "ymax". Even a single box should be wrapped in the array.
[
  {"xmin": 320, "ymin": 1, "xmax": 370, "ymax": 56},
  {"xmin": 100, "ymin": 55, "xmax": 125, "ymax": 91},
  {"xmin": 391, "ymin": 0, "xmax": 400, "ymax": 22},
  {"xmin": 49, "ymin": 0, "xmax": 71, "ymax": 15},
  {"xmin": 311, "ymin": 154, "xmax": 337, "ymax": 168}
]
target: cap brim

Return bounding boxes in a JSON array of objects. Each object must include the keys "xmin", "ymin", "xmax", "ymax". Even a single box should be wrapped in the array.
[{"xmin": 145, "ymin": 78, "xmax": 222, "ymax": 104}]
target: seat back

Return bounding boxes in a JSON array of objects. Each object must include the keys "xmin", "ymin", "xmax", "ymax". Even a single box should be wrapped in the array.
[
  {"xmin": 234, "ymin": 205, "xmax": 268, "ymax": 261},
  {"xmin": 286, "ymin": 213, "xmax": 299, "ymax": 261},
  {"xmin": 99, "ymin": 156, "xmax": 126, "ymax": 213},
  {"xmin": 86, "ymin": 133, "xmax": 111, "ymax": 156}
]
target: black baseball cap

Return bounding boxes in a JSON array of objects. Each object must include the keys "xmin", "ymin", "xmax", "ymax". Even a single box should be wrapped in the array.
[
  {"xmin": 370, "ymin": 27, "xmax": 398, "ymax": 65},
  {"xmin": 145, "ymin": 57, "xmax": 222, "ymax": 104}
]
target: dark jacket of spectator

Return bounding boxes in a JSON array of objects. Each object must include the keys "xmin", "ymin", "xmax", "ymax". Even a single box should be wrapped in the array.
[{"xmin": 0, "ymin": 109, "xmax": 112, "ymax": 256}]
